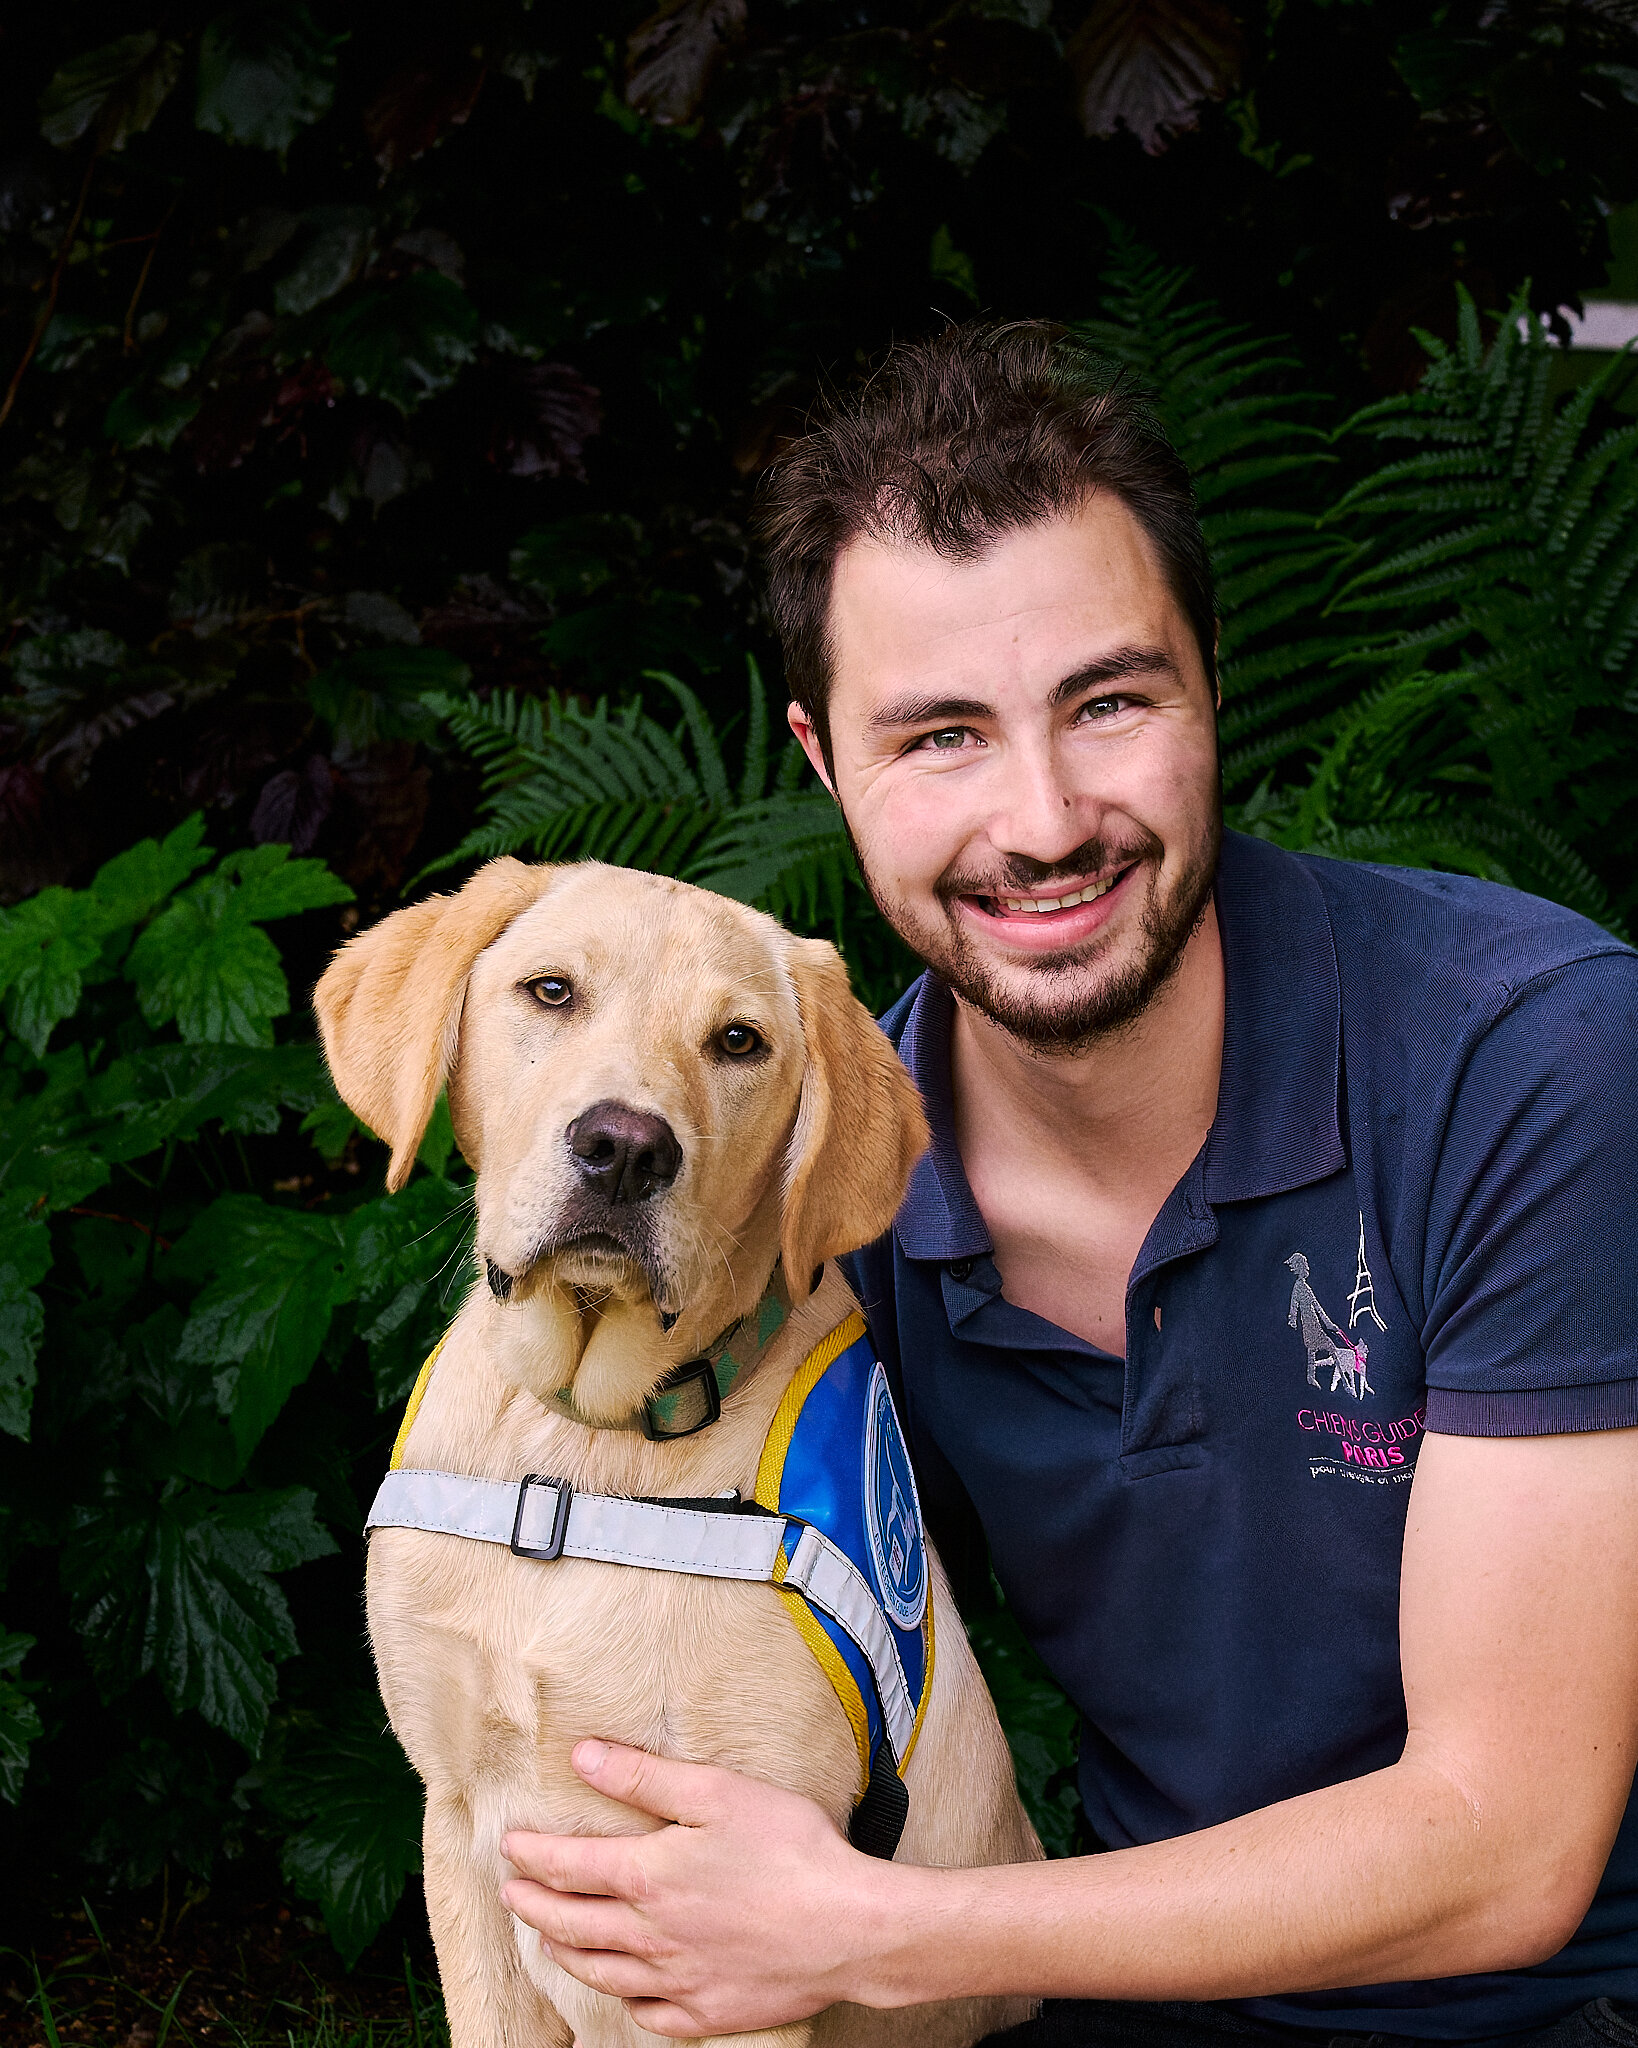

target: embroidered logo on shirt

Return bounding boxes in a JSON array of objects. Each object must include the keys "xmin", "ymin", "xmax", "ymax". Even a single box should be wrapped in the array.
[{"xmin": 1284, "ymin": 1251, "xmax": 1374, "ymax": 1400}]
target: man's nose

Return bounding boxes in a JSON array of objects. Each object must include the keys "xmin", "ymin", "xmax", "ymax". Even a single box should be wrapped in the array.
[
  {"xmin": 566, "ymin": 1101, "xmax": 683, "ymax": 1205},
  {"xmin": 987, "ymin": 739, "xmax": 1097, "ymax": 866}
]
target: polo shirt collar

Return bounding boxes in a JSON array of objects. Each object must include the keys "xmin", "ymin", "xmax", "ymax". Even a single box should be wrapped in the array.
[
  {"xmin": 1203, "ymin": 830, "xmax": 1345, "ymax": 1203},
  {"xmin": 891, "ymin": 830, "xmax": 1345, "ymax": 1263}
]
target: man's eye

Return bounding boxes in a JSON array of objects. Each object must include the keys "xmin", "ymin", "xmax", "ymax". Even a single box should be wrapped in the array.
[
  {"xmin": 1076, "ymin": 695, "xmax": 1131, "ymax": 722},
  {"xmin": 916, "ymin": 727, "xmax": 977, "ymax": 752}
]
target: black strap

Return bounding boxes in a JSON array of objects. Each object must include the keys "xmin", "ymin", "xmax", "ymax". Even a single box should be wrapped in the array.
[
  {"xmin": 847, "ymin": 1745, "xmax": 909, "ymax": 1859},
  {"xmin": 629, "ymin": 1492, "xmax": 779, "ymax": 1515}
]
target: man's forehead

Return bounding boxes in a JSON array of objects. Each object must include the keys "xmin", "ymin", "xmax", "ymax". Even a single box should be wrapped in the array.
[{"xmin": 827, "ymin": 499, "xmax": 1193, "ymax": 706}]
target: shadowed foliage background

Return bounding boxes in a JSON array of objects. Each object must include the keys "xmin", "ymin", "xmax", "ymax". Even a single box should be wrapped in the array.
[{"xmin": 2, "ymin": 0, "xmax": 1636, "ymax": 1992}]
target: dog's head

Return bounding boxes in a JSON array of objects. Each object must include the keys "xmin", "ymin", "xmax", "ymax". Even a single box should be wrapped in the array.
[{"xmin": 314, "ymin": 860, "xmax": 928, "ymax": 1422}]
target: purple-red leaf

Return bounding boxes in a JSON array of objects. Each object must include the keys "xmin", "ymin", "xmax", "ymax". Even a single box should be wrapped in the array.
[
  {"xmin": 485, "ymin": 359, "xmax": 602, "ymax": 482},
  {"xmin": 363, "ymin": 52, "xmax": 486, "ymax": 174},
  {"xmin": 1065, "ymin": 0, "xmax": 1241, "ymax": 155},
  {"xmin": 625, "ymin": 0, "xmax": 747, "ymax": 127}
]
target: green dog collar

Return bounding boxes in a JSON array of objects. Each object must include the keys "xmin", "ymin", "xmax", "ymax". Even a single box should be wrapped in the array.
[{"xmin": 547, "ymin": 1261, "xmax": 799, "ymax": 1440}]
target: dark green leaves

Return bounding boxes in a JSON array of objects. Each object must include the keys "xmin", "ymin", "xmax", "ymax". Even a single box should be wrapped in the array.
[
  {"xmin": 39, "ymin": 31, "xmax": 183, "ymax": 151},
  {"xmin": 309, "ymin": 646, "xmax": 471, "ymax": 754},
  {"xmin": 127, "ymin": 845, "xmax": 353, "ymax": 1045},
  {"xmin": 0, "ymin": 824, "xmax": 350, "ymax": 1443},
  {"xmin": 65, "ymin": 1480, "xmax": 335, "ymax": 1752},
  {"xmin": 273, "ymin": 205, "xmax": 373, "ymax": 315},
  {"xmin": 322, "ymin": 274, "xmax": 481, "ymax": 413},
  {"xmin": 0, "ymin": 1248, "xmax": 49, "ymax": 1441},
  {"xmin": 0, "ymin": 817, "xmax": 211, "ymax": 1056},
  {"xmin": 346, "ymin": 1173, "xmax": 474, "ymax": 1407},
  {"xmin": 196, "ymin": 4, "xmax": 343, "ymax": 153},
  {"xmin": 0, "ymin": 1633, "xmax": 41, "ymax": 1803},
  {"xmin": 269, "ymin": 1693, "xmax": 423, "ymax": 1964},
  {"xmin": 173, "ymin": 1197, "xmax": 352, "ymax": 1465}
]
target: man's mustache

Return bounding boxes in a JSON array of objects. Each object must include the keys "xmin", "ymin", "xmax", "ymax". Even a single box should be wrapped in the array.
[{"xmin": 934, "ymin": 832, "xmax": 1163, "ymax": 905}]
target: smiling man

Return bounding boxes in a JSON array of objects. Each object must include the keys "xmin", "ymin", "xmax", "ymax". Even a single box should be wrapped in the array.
[{"xmin": 499, "ymin": 323, "xmax": 1638, "ymax": 2047}]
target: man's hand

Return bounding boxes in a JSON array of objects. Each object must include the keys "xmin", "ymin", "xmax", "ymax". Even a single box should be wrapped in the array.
[{"xmin": 500, "ymin": 1740, "xmax": 923, "ymax": 2037}]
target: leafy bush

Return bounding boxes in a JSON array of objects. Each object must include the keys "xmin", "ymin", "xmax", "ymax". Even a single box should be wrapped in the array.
[
  {"xmin": 5, "ymin": 3, "xmax": 1637, "ymax": 912},
  {"xmin": 0, "ymin": 820, "xmax": 459, "ymax": 1959}
]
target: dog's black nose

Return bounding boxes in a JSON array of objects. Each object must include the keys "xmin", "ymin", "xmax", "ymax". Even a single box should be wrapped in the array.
[{"xmin": 567, "ymin": 1101, "xmax": 682, "ymax": 1205}]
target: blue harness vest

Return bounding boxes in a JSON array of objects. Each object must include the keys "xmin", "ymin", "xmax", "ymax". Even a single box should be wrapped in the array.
[
  {"xmin": 371, "ymin": 1309, "xmax": 935, "ymax": 1856},
  {"xmin": 752, "ymin": 1314, "xmax": 934, "ymax": 1831}
]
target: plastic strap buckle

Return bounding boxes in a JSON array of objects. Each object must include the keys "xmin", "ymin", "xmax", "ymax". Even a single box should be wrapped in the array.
[
  {"xmin": 510, "ymin": 1474, "xmax": 573, "ymax": 1560},
  {"xmin": 642, "ymin": 1359, "xmax": 722, "ymax": 1441}
]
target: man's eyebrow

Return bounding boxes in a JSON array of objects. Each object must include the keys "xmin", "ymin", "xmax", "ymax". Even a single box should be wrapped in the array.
[
  {"xmin": 1047, "ymin": 646, "xmax": 1179, "ymax": 706},
  {"xmin": 867, "ymin": 693, "xmax": 994, "ymax": 732}
]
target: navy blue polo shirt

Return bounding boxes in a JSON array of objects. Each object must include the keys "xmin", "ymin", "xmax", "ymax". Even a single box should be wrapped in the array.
[{"xmin": 844, "ymin": 830, "xmax": 1638, "ymax": 2040}]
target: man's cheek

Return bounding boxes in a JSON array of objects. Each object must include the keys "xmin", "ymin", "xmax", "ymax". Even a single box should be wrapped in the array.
[{"xmin": 860, "ymin": 780, "xmax": 968, "ymax": 888}]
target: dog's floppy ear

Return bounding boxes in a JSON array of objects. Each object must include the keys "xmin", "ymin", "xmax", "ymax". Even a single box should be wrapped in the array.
[
  {"xmin": 780, "ymin": 936, "xmax": 929, "ymax": 1303},
  {"xmin": 314, "ymin": 858, "xmax": 554, "ymax": 1192}
]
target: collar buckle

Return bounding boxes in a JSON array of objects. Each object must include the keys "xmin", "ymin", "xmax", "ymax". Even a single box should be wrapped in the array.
[
  {"xmin": 642, "ymin": 1359, "xmax": 722, "ymax": 1441},
  {"xmin": 510, "ymin": 1473, "xmax": 573, "ymax": 1560}
]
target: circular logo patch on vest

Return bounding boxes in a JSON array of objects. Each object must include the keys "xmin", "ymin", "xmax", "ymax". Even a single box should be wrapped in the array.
[{"xmin": 863, "ymin": 1360, "xmax": 928, "ymax": 1632}]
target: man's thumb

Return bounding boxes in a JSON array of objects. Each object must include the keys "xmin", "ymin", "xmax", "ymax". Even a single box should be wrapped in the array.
[{"xmin": 572, "ymin": 1740, "xmax": 722, "ymax": 1825}]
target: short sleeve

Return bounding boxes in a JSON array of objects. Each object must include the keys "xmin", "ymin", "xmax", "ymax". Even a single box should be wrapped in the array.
[{"xmin": 1423, "ymin": 950, "xmax": 1638, "ymax": 1435}]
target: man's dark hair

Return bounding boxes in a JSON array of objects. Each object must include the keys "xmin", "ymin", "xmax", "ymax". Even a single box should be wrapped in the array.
[{"xmin": 757, "ymin": 319, "xmax": 1216, "ymax": 760}]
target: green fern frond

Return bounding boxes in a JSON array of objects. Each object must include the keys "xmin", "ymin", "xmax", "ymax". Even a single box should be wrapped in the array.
[{"xmin": 419, "ymin": 660, "xmax": 852, "ymax": 929}]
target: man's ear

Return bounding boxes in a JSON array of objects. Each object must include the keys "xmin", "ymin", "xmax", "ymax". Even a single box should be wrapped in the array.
[
  {"xmin": 786, "ymin": 698, "xmax": 836, "ymax": 798},
  {"xmin": 779, "ymin": 936, "xmax": 929, "ymax": 1302},
  {"xmin": 314, "ymin": 858, "xmax": 555, "ymax": 1192}
]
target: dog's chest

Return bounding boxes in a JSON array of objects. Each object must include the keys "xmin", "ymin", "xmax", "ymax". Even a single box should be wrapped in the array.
[{"xmin": 367, "ymin": 1521, "xmax": 864, "ymax": 1841}]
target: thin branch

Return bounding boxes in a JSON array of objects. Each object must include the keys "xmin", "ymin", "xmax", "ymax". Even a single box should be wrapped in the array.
[
  {"xmin": 67, "ymin": 1205, "xmax": 175, "ymax": 1252},
  {"xmin": 122, "ymin": 196, "xmax": 178, "ymax": 352},
  {"xmin": 0, "ymin": 142, "xmax": 104, "ymax": 432}
]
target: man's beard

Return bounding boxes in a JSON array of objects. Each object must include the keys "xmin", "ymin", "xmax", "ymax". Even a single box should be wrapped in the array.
[{"xmin": 847, "ymin": 805, "xmax": 1222, "ymax": 1055}]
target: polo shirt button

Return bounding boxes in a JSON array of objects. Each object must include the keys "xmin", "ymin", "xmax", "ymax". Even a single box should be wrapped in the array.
[{"xmin": 949, "ymin": 1258, "xmax": 974, "ymax": 1282}]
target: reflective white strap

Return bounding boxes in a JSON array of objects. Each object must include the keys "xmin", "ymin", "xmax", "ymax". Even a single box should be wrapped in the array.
[
  {"xmin": 781, "ymin": 1523, "xmax": 917, "ymax": 1764},
  {"xmin": 368, "ymin": 1468, "xmax": 789, "ymax": 1581},
  {"xmin": 366, "ymin": 1470, "xmax": 919, "ymax": 1762}
]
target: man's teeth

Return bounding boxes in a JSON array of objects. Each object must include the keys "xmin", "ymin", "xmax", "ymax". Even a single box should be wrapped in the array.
[{"xmin": 997, "ymin": 872, "xmax": 1123, "ymax": 914}]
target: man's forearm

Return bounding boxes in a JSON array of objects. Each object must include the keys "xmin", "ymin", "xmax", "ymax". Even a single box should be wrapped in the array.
[{"xmin": 858, "ymin": 1747, "xmax": 1585, "ymax": 2010}]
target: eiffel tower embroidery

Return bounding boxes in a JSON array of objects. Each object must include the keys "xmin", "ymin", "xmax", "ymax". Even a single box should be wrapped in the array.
[{"xmin": 1348, "ymin": 1212, "xmax": 1388, "ymax": 1332}]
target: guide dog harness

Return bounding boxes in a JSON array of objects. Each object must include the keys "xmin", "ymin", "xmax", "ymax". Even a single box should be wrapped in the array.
[{"xmin": 365, "ymin": 1300, "xmax": 934, "ymax": 1858}]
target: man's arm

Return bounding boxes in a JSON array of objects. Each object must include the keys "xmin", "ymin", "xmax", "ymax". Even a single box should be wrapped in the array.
[{"xmin": 501, "ymin": 1425, "xmax": 1638, "ymax": 2038}]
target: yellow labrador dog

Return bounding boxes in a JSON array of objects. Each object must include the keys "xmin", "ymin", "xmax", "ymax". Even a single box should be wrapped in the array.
[{"xmin": 315, "ymin": 859, "xmax": 1040, "ymax": 2048}]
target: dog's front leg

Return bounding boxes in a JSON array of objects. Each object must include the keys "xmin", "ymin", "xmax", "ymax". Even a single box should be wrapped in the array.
[{"xmin": 424, "ymin": 1794, "xmax": 572, "ymax": 2048}]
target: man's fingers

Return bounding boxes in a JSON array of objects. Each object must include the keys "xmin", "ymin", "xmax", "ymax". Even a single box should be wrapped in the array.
[
  {"xmin": 540, "ymin": 1941, "xmax": 671, "ymax": 2003},
  {"xmin": 501, "ymin": 1877, "xmax": 653, "ymax": 1954},
  {"xmin": 622, "ymin": 1998, "xmax": 712, "ymax": 2039},
  {"xmin": 571, "ymin": 1740, "xmax": 728, "ymax": 1826},
  {"xmin": 502, "ymin": 1829, "xmax": 641, "ymax": 1898}
]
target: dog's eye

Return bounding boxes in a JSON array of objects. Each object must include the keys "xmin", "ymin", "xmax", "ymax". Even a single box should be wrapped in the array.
[
  {"xmin": 524, "ymin": 976, "xmax": 573, "ymax": 1008},
  {"xmin": 718, "ymin": 1023, "xmax": 764, "ymax": 1059}
]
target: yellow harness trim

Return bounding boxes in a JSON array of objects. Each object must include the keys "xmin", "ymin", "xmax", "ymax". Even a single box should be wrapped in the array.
[{"xmin": 389, "ymin": 1335, "xmax": 446, "ymax": 1471}]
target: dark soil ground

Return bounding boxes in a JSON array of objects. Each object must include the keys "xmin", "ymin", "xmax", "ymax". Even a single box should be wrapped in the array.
[{"xmin": 0, "ymin": 1875, "xmax": 443, "ymax": 2048}]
